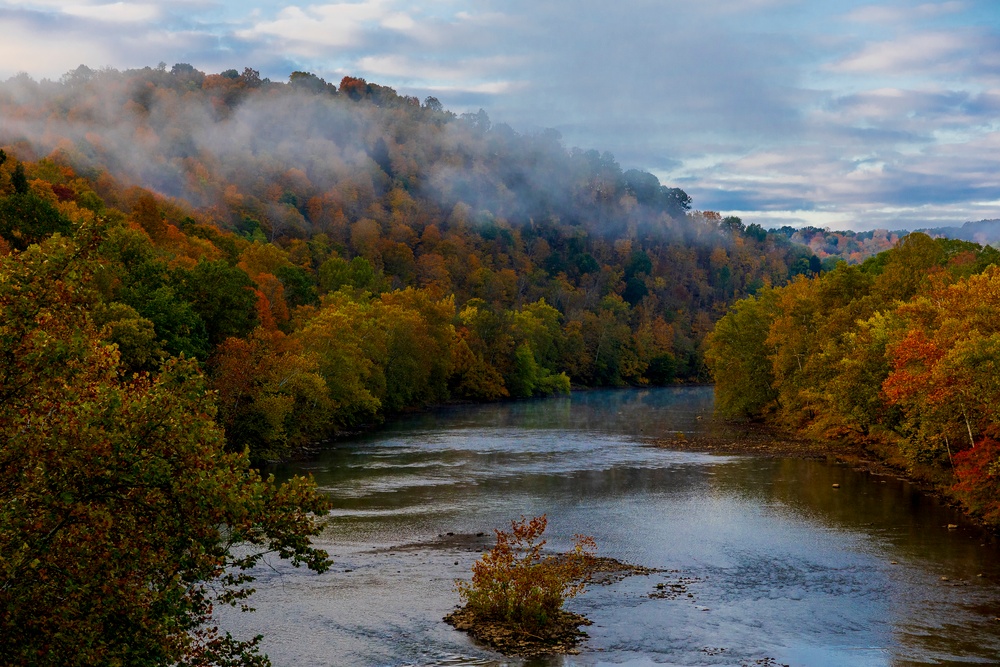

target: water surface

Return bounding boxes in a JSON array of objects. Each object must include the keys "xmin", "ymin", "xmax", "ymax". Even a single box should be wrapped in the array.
[{"xmin": 221, "ymin": 388, "xmax": 1000, "ymax": 666}]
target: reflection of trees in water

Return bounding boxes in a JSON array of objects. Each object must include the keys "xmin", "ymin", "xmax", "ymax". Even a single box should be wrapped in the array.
[{"xmin": 706, "ymin": 457, "xmax": 1000, "ymax": 662}]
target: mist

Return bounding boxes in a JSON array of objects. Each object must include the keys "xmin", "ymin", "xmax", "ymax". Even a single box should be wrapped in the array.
[{"xmin": 0, "ymin": 64, "xmax": 725, "ymax": 249}]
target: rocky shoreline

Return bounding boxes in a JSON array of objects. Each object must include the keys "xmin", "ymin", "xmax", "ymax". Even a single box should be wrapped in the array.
[{"xmin": 443, "ymin": 607, "xmax": 592, "ymax": 658}]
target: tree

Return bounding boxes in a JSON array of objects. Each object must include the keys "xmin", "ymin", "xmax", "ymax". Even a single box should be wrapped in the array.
[
  {"xmin": 211, "ymin": 329, "xmax": 331, "ymax": 463},
  {"xmin": 339, "ymin": 75, "xmax": 369, "ymax": 100},
  {"xmin": 98, "ymin": 226, "xmax": 210, "ymax": 359},
  {"xmin": 704, "ymin": 289, "xmax": 778, "ymax": 417},
  {"xmin": 455, "ymin": 516, "xmax": 594, "ymax": 631},
  {"xmin": 0, "ymin": 192, "xmax": 72, "ymax": 250},
  {"xmin": 293, "ymin": 295, "xmax": 383, "ymax": 429},
  {"xmin": 11, "ymin": 162, "xmax": 28, "ymax": 195},
  {"xmin": 173, "ymin": 260, "xmax": 259, "ymax": 347},
  {"xmin": 0, "ymin": 232, "xmax": 330, "ymax": 666},
  {"xmin": 663, "ymin": 187, "xmax": 692, "ymax": 218}
]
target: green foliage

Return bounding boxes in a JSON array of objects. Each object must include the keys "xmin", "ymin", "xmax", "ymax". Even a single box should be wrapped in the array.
[
  {"xmin": 578, "ymin": 295, "xmax": 640, "ymax": 386},
  {"xmin": 293, "ymin": 295, "xmax": 382, "ymax": 428},
  {"xmin": 0, "ymin": 231, "xmax": 330, "ymax": 665},
  {"xmin": 456, "ymin": 516, "xmax": 594, "ymax": 631},
  {"xmin": 646, "ymin": 353, "xmax": 677, "ymax": 385},
  {"xmin": 97, "ymin": 226, "xmax": 210, "ymax": 359},
  {"xmin": 92, "ymin": 301, "xmax": 167, "ymax": 373},
  {"xmin": 11, "ymin": 162, "xmax": 27, "ymax": 194},
  {"xmin": 174, "ymin": 260, "xmax": 259, "ymax": 347},
  {"xmin": 318, "ymin": 255, "xmax": 383, "ymax": 294},
  {"xmin": 508, "ymin": 343, "xmax": 542, "ymax": 398},
  {"xmin": 704, "ymin": 290, "xmax": 778, "ymax": 417},
  {"xmin": 0, "ymin": 192, "xmax": 72, "ymax": 250},
  {"xmin": 276, "ymin": 264, "xmax": 319, "ymax": 307}
]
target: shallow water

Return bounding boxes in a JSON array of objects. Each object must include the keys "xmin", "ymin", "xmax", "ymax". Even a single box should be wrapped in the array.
[{"xmin": 219, "ymin": 387, "xmax": 1000, "ymax": 666}]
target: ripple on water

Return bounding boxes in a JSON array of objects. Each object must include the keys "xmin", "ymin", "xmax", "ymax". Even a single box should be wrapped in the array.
[{"xmin": 236, "ymin": 388, "xmax": 1000, "ymax": 667}]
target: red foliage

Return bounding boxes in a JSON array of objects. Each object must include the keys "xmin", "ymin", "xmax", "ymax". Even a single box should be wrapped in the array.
[
  {"xmin": 882, "ymin": 329, "xmax": 946, "ymax": 406},
  {"xmin": 50, "ymin": 183, "xmax": 75, "ymax": 202},
  {"xmin": 339, "ymin": 76, "xmax": 368, "ymax": 100},
  {"xmin": 952, "ymin": 436, "xmax": 1000, "ymax": 523}
]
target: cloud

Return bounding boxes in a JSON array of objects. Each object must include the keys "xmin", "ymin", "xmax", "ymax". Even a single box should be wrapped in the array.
[
  {"xmin": 235, "ymin": 2, "xmax": 399, "ymax": 50},
  {"xmin": 0, "ymin": 11, "xmax": 116, "ymax": 75},
  {"xmin": 829, "ymin": 30, "xmax": 971, "ymax": 74},
  {"xmin": 845, "ymin": 1, "xmax": 966, "ymax": 24},
  {"xmin": 62, "ymin": 2, "xmax": 161, "ymax": 23}
]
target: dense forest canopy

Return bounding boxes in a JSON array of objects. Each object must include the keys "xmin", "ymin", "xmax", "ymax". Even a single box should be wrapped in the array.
[
  {"xmin": 0, "ymin": 63, "xmax": 830, "ymax": 664},
  {"xmin": 706, "ymin": 233, "xmax": 1000, "ymax": 526}
]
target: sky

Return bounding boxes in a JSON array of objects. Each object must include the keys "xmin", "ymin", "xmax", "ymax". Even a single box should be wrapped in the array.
[{"xmin": 1, "ymin": 0, "xmax": 999, "ymax": 231}]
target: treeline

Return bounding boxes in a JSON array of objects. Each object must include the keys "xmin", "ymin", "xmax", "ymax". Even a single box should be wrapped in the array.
[
  {"xmin": 0, "ymin": 153, "xmax": 564, "ymax": 461},
  {"xmin": 0, "ymin": 150, "xmax": 769, "ymax": 463},
  {"xmin": 706, "ymin": 233, "xmax": 1000, "ymax": 525}
]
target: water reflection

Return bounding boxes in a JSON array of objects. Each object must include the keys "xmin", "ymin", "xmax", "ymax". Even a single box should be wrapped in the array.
[{"xmin": 221, "ymin": 388, "xmax": 1000, "ymax": 667}]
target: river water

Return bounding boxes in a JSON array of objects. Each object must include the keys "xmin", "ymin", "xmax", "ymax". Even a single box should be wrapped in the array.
[{"xmin": 220, "ymin": 387, "xmax": 1000, "ymax": 666}]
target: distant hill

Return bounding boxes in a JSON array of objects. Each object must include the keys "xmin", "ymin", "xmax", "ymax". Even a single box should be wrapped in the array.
[
  {"xmin": 0, "ymin": 63, "xmax": 831, "ymax": 391},
  {"xmin": 767, "ymin": 219, "xmax": 1000, "ymax": 268},
  {"xmin": 766, "ymin": 225, "xmax": 906, "ymax": 267},
  {"xmin": 918, "ymin": 219, "xmax": 1000, "ymax": 246}
]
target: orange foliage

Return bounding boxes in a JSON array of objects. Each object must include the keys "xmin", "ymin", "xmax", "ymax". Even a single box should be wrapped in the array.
[{"xmin": 456, "ymin": 516, "xmax": 595, "ymax": 630}]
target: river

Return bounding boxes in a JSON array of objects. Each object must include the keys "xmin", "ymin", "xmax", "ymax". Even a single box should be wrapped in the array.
[{"xmin": 219, "ymin": 387, "xmax": 1000, "ymax": 666}]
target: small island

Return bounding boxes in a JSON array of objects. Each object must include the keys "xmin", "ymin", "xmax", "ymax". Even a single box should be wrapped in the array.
[{"xmin": 445, "ymin": 515, "xmax": 660, "ymax": 658}]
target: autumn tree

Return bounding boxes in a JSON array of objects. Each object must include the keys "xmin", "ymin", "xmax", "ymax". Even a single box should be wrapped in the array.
[
  {"xmin": 0, "ymin": 190, "xmax": 72, "ymax": 250},
  {"xmin": 173, "ymin": 259, "xmax": 259, "ymax": 347},
  {"xmin": 210, "ymin": 329, "xmax": 332, "ymax": 463},
  {"xmin": 704, "ymin": 289, "xmax": 778, "ymax": 417},
  {"xmin": 0, "ymin": 230, "xmax": 330, "ymax": 666}
]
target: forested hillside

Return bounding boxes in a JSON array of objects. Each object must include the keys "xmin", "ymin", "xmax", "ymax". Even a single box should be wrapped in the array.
[
  {"xmin": 768, "ymin": 226, "xmax": 903, "ymax": 268},
  {"xmin": 706, "ymin": 233, "xmax": 1000, "ymax": 525},
  {"xmin": 0, "ymin": 64, "xmax": 829, "ymax": 460}
]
